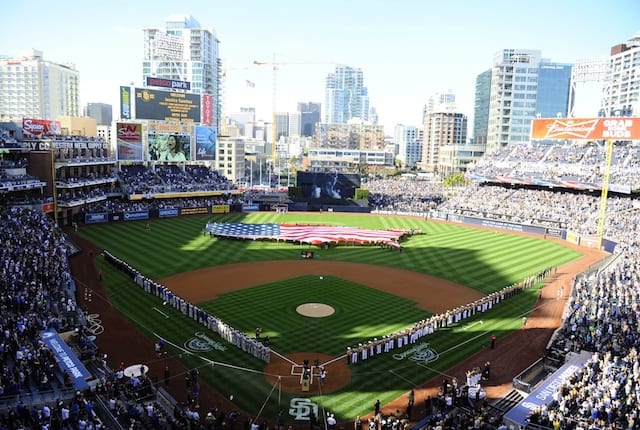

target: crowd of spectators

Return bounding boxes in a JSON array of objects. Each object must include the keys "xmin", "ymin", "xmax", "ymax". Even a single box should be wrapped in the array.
[
  {"xmin": 366, "ymin": 178, "xmax": 445, "ymax": 214},
  {"xmin": 470, "ymin": 141, "xmax": 640, "ymax": 188},
  {"xmin": 57, "ymin": 186, "xmax": 113, "ymax": 207},
  {"xmin": 368, "ymin": 168, "xmax": 639, "ymax": 429},
  {"xmin": 118, "ymin": 164, "xmax": 237, "ymax": 196},
  {"xmin": 0, "ymin": 127, "xmax": 19, "ymax": 149},
  {"xmin": 4, "ymin": 134, "xmax": 640, "ymax": 429},
  {"xmin": 118, "ymin": 165, "xmax": 165, "ymax": 195},
  {"xmin": 0, "ymin": 206, "xmax": 94, "ymax": 427},
  {"xmin": 82, "ymin": 196, "xmax": 242, "ymax": 215}
]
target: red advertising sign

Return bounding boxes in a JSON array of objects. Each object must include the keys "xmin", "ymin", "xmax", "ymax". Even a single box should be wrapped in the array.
[
  {"xmin": 42, "ymin": 202, "xmax": 55, "ymax": 213},
  {"xmin": 202, "ymin": 93, "xmax": 214, "ymax": 125},
  {"xmin": 116, "ymin": 122, "xmax": 143, "ymax": 161},
  {"xmin": 531, "ymin": 117, "xmax": 640, "ymax": 140},
  {"xmin": 22, "ymin": 118, "xmax": 62, "ymax": 137}
]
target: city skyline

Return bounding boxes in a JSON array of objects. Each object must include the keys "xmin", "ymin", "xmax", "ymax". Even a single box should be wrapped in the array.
[{"xmin": 1, "ymin": 0, "xmax": 639, "ymax": 134}]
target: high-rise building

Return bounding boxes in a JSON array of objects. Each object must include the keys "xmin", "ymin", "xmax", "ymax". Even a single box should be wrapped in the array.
[
  {"xmin": 424, "ymin": 89, "xmax": 457, "ymax": 115},
  {"xmin": 0, "ymin": 49, "xmax": 80, "ymax": 121},
  {"xmin": 297, "ymin": 102, "xmax": 321, "ymax": 137},
  {"xmin": 602, "ymin": 31, "xmax": 640, "ymax": 117},
  {"xmin": 394, "ymin": 124, "xmax": 422, "ymax": 168},
  {"xmin": 142, "ymin": 15, "xmax": 221, "ymax": 127},
  {"xmin": 568, "ymin": 57, "xmax": 608, "ymax": 118},
  {"xmin": 85, "ymin": 102, "xmax": 112, "ymax": 126},
  {"xmin": 422, "ymin": 112, "xmax": 468, "ymax": 173},
  {"xmin": 275, "ymin": 112, "xmax": 289, "ymax": 141},
  {"xmin": 421, "ymin": 91, "xmax": 468, "ymax": 174},
  {"xmin": 479, "ymin": 49, "xmax": 573, "ymax": 154},
  {"xmin": 323, "ymin": 65, "xmax": 370, "ymax": 123},
  {"xmin": 473, "ymin": 70, "xmax": 492, "ymax": 148},
  {"xmin": 288, "ymin": 112, "xmax": 301, "ymax": 137},
  {"xmin": 536, "ymin": 62, "xmax": 573, "ymax": 118}
]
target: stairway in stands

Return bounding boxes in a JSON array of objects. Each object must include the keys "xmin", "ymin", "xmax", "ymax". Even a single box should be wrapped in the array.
[{"xmin": 490, "ymin": 389, "xmax": 524, "ymax": 415}]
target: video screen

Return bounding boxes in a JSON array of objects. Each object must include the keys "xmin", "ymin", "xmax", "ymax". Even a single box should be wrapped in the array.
[
  {"xmin": 297, "ymin": 172, "xmax": 360, "ymax": 199},
  {"xmin": 148, "ymin": 133, "xmax": 191, "ymax": 162}
]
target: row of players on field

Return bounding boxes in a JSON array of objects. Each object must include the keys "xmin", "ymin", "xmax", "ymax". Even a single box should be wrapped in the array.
[
  {"xmin": 104, "ymin": 251, "xmax": 271, "ymax": 363},
  {"xmin": 347, "ymin": 267, "xmax": 551, "ymax": 365},
  {"xmin": 104, "ymin": 249, "xmax": 553, "ymax": 367}
]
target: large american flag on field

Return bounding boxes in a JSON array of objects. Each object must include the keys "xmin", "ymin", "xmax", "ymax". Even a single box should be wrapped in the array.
[{"xmin": 205, "ymin": 222, "xmax": 408, "ymax": 247}]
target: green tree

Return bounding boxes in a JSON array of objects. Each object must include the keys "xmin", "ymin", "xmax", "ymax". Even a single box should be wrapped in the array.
[{"xmin": 442, "ymin": 172, "xmax": 470, "ymax": 187}]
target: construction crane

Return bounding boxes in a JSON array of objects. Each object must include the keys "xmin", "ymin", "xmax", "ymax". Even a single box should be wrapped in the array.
[
  {"xmin": 219, "ymin": 62, "xmax": 255, "ymax": 137},
  {"xmin": 252, "ymin": 56, "xmax": 335, "ymax": 162}
]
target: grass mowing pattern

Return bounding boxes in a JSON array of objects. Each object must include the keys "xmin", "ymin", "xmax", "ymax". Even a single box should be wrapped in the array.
[
  {"xmin": 79, "ymin": 213, "xmax": 581, "ymax": 294},
  {"xmin": 202, "ymin": 276, "xmax": 432, "ymax": 356},
  {"xmin": 80, "ymin": 213, "xmax": 582, "ymax": 422}
]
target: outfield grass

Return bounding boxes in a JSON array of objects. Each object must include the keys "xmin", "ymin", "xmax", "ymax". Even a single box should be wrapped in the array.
[{"xmin": 80, "ymin": 213, "xmax": 582, "ymax": 423}]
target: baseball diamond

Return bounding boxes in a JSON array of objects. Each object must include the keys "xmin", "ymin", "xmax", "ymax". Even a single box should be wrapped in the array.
[{"xmin": 71, "ymin": 212, "xmax": 606, "ymax": 429}]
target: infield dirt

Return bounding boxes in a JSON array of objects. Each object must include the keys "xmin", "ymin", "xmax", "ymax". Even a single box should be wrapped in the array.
[{"xmin": 69, "ymin": 229, "xmax": 606, "ymax": 428}]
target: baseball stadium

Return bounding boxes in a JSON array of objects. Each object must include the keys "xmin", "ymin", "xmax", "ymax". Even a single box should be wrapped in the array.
[
  {"xmin": 2, "ymin": 35, "xmax": 640, "ymax": 427},
  {"xmin": 3, "ymin": 112, "xmax": 640, "ymax": 430}
]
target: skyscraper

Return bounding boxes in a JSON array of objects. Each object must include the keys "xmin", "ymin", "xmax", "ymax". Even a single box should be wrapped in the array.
[
  {"xmin": 394, "ymin": 124, "xmax": 422, "ymax": 168},
  {"xmin": 536, "ymin": 62, "xmax": 573, "ymax": 118},
  {"xmin": 568, "ymin": 57, "xmax": 608, "ymax": 118},
  {"xmin": 0, "ymin": 49, "xmax": 79, "ymax": 121},
  {"xmin": 142, "ymin": 15, "xmax": 221, "ymax": 127},
  {"xmin": 473, "ymin": 70, "xmax": 492, "ymax": 148},
  {"xmin": 602, "ymin": 31, "xmax": 640, "ymax": 117},
  {"xmin": 421, "ymin": 91, "xmax": 468, "ymax": 173},
  {"xmin": 479, "ymin": 49, "xmax": 572, "ymax": 154},
  {"xmin": 297, "ymin": 102, "xmax": 321, "ymax": 137},
  {"xmin": 85, "ymin": 103, "xmax": 113, "ymax": 126},
  {"xmin": 323, "ymin": 65, "xmax": 370, "ymax": 123}
]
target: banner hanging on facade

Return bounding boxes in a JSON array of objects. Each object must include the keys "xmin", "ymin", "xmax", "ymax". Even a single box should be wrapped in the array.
[{"xmin": 531, "ymin": 117, "xmax": 640, "ymax": 140}]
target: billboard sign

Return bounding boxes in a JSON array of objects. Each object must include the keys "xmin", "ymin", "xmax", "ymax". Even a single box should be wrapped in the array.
[
  {"xmin": 120, "ymin": 86, "xmax": 131, "ymax": 119},
  {"xmin": 116, "ymin": 122, "xmax": 143, "ymax": 161},
  {"xmin": 134, "ymin": 88, "xmax": 201, "ymax": 122},
  {"xmin": 22, "ymin": 118, "xmax": 61, "ymax": 137},
  {"xmin": 195, "ymin": 126, "xmax": 216, "ymax": 160},
  {"xmin": 146, "ymin": 77, "xmax": 191, "ymax": 91},
  {"xmin": 202, "ymin": 93, "xmax": 214, "ymax": 125},
  {"xmin": 531, "ymin": 117, "xmax": 640, "ymax": 140}
]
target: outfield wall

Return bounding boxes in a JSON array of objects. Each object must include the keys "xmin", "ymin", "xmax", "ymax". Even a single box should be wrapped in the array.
[
  {"xmin": 375, "ymin": 210, "xmax": 617, "ymax": 253},
  {"xmin": 82, "ymin": 204, "xmax": 618, "ymax": 253}
]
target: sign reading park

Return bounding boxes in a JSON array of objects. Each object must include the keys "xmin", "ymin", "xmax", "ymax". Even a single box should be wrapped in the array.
[
  {"xmin": 531, "ymin": 117, "xmax": 640, "ymax": 140},
  {"xmin": 134, "ymin": 88, "xmax": 201, "ymax": 122}
]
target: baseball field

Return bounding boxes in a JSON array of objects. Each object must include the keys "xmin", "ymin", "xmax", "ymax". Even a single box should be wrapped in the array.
[{"xmin": 76, "ymin": 212, "xmax": 585, "ymax": 423}]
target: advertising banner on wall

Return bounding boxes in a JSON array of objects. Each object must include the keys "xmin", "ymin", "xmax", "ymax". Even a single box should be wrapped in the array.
[
  {"xmin": 120, "ymin": 86, "xmax": 131, "ymax": 120},
  {"xmin": 202, "ymin": 93, "xmax": 214, "ymax": 125},
  {"xmin": 116, "ymin": 122, "xmax": 143, "ymax": 161},
  {"xmin": 531, "ymin": 117, "xmax": 640, "ymax": 140},
  {"xmin": 146, "ymin": 77, "xmax": 191, "ymax": 91},
  {"xmin": 195, "ymin": 126, "xmax": 217, "ymax": 160},
  {"xmin": 22, "ymin": 118, "xmax": 61, "ymax": 137}
]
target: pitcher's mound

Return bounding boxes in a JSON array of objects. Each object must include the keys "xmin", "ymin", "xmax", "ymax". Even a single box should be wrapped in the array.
[{"xmin": 296, "ymin": 303, "xmax": 335, "ymax": 317}]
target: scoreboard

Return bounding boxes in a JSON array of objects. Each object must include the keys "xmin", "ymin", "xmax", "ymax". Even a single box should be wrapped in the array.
[{"xmin": 133, "ymin": 88, "xmax": 201, "ymax": 122}]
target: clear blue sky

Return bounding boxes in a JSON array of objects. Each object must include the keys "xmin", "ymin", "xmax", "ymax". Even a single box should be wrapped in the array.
[{"xmin": 2, "ymin": 0, "xmax": 639, "ymax": 133}]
